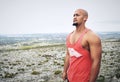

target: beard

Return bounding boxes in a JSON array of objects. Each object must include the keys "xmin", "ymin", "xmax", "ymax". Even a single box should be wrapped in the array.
[{"xmin": 72, "ymin": 22, "xmax": 78, "ymax": 26}]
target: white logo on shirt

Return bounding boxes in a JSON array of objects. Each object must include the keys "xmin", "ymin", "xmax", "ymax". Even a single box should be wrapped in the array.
[{"xmin": 68, "ymin": 48, "xmax": 82, "ymax": 58}]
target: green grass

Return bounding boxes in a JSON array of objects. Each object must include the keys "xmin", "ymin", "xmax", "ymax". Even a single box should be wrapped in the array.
[
  {"xmin": 1, "ymin": 43, "xmax": 65, "ymax": 52},
  {"xmin": 54, "ymin": 70, "xmax": 62, "ymax": 75},
  {"xmin": 3, "ymin": 72, "xmax": 17, "ymax": 78},
  {"xmin": 17, "ymin": 68, "xmax": 25, "ymax": 71},
  {"xmin": 96, "ymin": 75, "xmax": 105, "ymax": 82},
  {"xmin": 20, "ymin": 46, "xmax": 34, "ymax": 50},
  {"xmin": 31, "ymin": 70, "xmax": 40, "ymax": 75},
  {"xmin": 0, "ymin": 62, "xmax": 4, "ymax": 64}
]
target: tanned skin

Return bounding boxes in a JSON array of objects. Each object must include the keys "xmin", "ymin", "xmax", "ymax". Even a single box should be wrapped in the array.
[{"xmin": 62, "ymin": 9, "xmax": 102, "ymax": 82}]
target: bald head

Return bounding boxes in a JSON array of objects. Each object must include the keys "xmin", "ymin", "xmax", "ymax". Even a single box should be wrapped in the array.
[
  {"xmin": 75, "ymin": 9, "xmax": 88, "ymax": 17},
  {"xmin": 73, "ymin": 9, "xmax": 88, "ymax": 26}
]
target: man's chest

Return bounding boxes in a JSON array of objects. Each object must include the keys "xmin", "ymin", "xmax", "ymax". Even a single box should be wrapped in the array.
[{"xmin": 70, "ymin": 33, "xmax": 89, "ymax": 50}]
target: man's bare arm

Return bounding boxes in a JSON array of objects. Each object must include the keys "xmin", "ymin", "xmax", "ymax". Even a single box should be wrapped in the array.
[
  {"xmin": 88, "ymin": 33, "xmax": 102, "ymax": 82},
  {"xmin": 62, "ymin": 49, "xmax": 70, "ymax": 80}
]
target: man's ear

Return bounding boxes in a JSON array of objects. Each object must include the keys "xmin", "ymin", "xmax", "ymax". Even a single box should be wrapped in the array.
[{"xmin": 84, "ymin": 16, "xmax": 88, "ymax": 21}]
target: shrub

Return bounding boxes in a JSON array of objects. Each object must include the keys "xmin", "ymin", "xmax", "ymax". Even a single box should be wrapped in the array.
[
  {"xmin": 31, "ymin": 71, "xmax": 40, "ymax": 75},
  {"xmin": 3, "ymin": 72, "xmax": 17, "ymax": 78},
  {"xmin": 54, "ymin": 70, "xmax": 61, "ymax": 75}
]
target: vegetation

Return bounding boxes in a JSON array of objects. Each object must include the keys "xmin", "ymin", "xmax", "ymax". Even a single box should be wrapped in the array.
[
  {"xmin": 3, "ymin": 72, "xmax": 17, "ymax": 78},
  {"xmin": 31, "ymin": 71, "xmax": 40, "ymax": 75},
  {"xmin": 54, "ymin": 70, "xmax": 62, "ymax": 75},
  {"xmin": 96, "ymin": 75, "xmax": 105, "ymax": 82},
  {"xmin": 0, "ymin": 32, "xmax": 120, "ymax": 81}
]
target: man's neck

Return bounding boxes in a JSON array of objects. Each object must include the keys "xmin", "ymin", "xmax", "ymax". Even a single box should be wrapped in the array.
[{"xmin": 75, "ymin": 24, "xmax": 86, "ymax": 33}]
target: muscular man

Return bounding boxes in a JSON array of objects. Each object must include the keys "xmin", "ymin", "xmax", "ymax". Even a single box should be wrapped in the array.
[{"xmin": 62, "ymin": 9, "xmax": 102, "ymax": 82}]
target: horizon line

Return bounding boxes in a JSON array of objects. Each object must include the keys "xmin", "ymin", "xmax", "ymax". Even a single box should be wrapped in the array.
[{"xmin": 0, "ymin": 31, "xmax": 120, "ymax": 35}]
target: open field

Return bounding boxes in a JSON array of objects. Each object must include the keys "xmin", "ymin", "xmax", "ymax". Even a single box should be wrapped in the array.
[
  {"xmin": 0, "ymin": 42, "xmax": 66, "ymax": 82},
  {"xmin": 0, "ymin": 32, "xmax": 120, "ymax": 82}
]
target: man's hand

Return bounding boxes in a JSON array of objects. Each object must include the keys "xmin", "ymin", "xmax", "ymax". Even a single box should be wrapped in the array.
[{"xmin": 62, "ymin": 72, "xmax": 67, "ymax": 80}]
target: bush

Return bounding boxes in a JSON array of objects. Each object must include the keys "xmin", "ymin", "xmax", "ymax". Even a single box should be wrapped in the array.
[
  {"xmin": 31, "ymin": 71, "xmax": 40, "ymax": 75},
  {"xmin": 54, "ymin": 70, "xmax": 61, "ymax": 75},
  {"xmin": 3, "ymin": 72, "xmax": 17, "ymax": 78},
  {"xmin": 96, "ymin": 75, "xmax": 105, "ymax": 82}
]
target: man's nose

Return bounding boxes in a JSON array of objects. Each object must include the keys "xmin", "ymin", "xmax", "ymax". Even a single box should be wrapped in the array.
[
  {"xmin": 73, "ymin": 16, "xmax": 77, "ymax": 20},
  {"xmin": 74, "ymin": 15, "xmax": 78, "ymax": 20}
]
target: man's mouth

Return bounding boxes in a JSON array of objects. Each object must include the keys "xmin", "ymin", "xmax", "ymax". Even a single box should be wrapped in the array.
[
  {"xmin": 73, "ymin": 20, "xmax": 77, "ymax": 23},
  {"xmin": 73, "ymin": 21, "xmax": 77, "ymax": 24}
]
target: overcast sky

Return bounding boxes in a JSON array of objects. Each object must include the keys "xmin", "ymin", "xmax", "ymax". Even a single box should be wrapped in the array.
[{"xmin": 0, "ymin": 0, "xmax": 120, "ymax": 34}]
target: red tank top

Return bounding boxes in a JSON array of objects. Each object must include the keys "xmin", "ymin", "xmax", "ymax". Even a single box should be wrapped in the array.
[{"xmin": 66, "ymin": 29, "xmax": 92, "ymax": 82}]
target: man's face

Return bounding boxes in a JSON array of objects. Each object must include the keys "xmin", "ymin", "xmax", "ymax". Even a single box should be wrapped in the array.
[{"xmin": 73, "ymin": 10, "xmax": 86, "ymax": 26}]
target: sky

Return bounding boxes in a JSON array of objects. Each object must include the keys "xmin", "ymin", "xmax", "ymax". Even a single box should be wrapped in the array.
[{"xmin": 0, "ymin": 0, "xmax": 120, "ymax": 34}]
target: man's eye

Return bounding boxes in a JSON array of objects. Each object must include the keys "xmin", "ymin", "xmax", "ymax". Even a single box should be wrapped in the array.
[
  {"xmin": 76, "ymin": 14, "xmax": 79, "ymax": 16},
  {"xmin": 73, "ymin": 14, "xmax": 80, "ymax": 17}
]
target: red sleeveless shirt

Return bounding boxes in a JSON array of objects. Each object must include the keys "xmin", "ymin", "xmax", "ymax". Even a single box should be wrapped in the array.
[{"xmin": 66, "ymin": 29, "xmax": 92, "ymax": 82}]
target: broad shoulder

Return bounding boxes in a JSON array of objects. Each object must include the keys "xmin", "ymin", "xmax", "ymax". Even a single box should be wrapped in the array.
[{"xmin": 86, "ymin": 30, "xmax": 101, "ymax": 44}]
